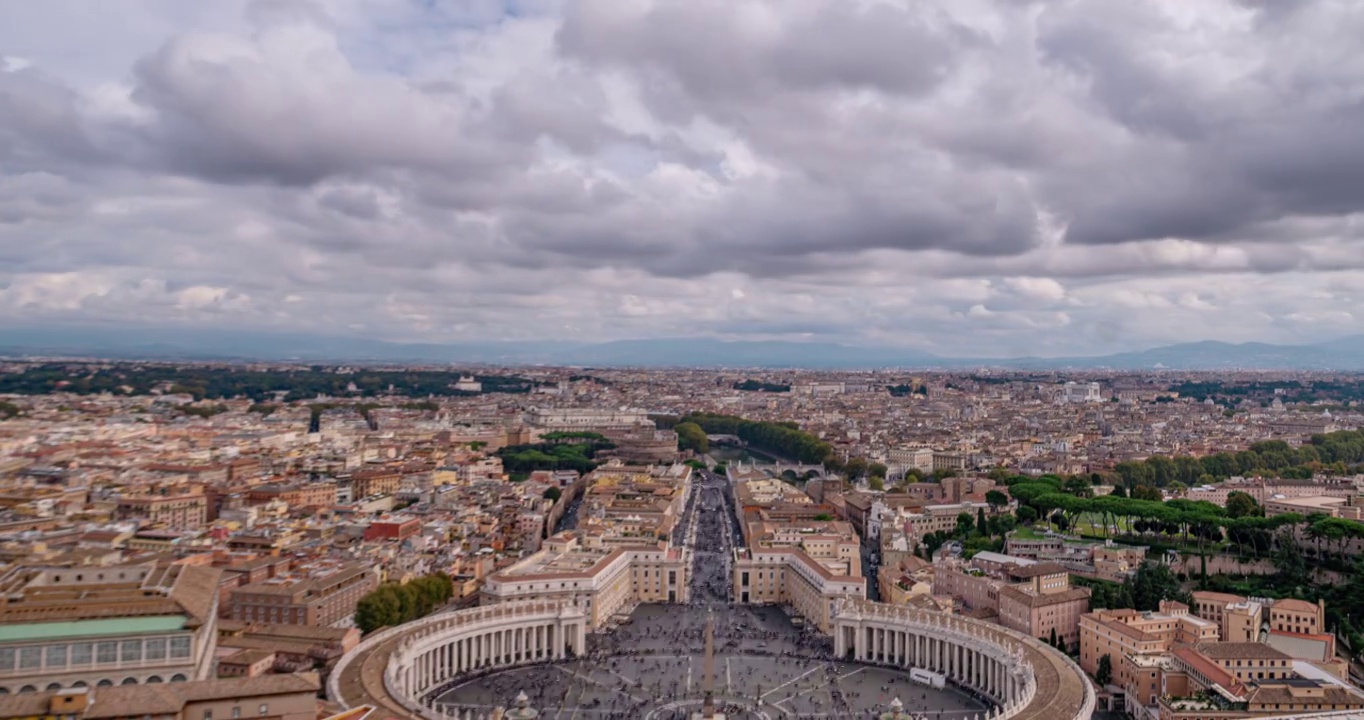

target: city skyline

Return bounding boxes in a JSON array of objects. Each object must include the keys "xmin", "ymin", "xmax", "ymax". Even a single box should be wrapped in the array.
[{"xmin": 3, "ymin": 1, "xmax": 1364, "ymax": 357}]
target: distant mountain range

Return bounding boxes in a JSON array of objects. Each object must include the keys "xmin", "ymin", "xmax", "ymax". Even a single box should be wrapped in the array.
[{"xmin": 3, "ymin": 325, "xmax": 1364, "ymax": 370}]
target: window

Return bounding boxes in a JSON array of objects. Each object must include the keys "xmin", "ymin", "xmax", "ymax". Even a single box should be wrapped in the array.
[
  {"xmin": 170, "ymin": 637, "xmax": 191, "ymax": 659},
  {"xmin": 19, "ymin": 647, "xmax": 41, "ymax": 670},
  {"xmin": 146, "ymin": 639, "xmax": 167, "ymax": 661},
  {"xmin": 204, "ymin": 711, "xmax": 213, "ymax": 720},
  {"xmin": 121, "ymin": 641, "xmax": 142, "ymax": 662},
  {"xmin": 0, "ymin": 648, "xmax": 14, "ymax": 670},
  {"xmin": 259, "ymin": 704, "xmax": 269, "ymax": 716},
  {"xmin": 97, "ymin": 643, "xmax": 117, "ymax": 664},
  {"xmin": 46, "ymin": 645, "xmax": 67, "ymax": 667},
  {"xmin": 232, "ymin": 708, "xmax": 241, "ymax": 719},
  {"xmin": 71, "ymin": 644, "xmax": 92, "ymax": 666}
]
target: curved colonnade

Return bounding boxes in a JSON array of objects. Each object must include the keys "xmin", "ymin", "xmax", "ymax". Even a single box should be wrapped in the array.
[
  {"xmin": 833, "ymin": 600, "xmax": 1095, "ymax": 720},
  {"xmin": 328, "ymin": 599, "xmax": 1094, "ymax": 720},
  {"xmin": 327, "ymin": 600, "xmax": 587, "ymax": 719}
]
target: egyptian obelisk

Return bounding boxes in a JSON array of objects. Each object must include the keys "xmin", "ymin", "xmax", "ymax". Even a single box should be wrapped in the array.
[{"xmin": 691, "ymin": 610, "xmax": 726, "ymax": 720}]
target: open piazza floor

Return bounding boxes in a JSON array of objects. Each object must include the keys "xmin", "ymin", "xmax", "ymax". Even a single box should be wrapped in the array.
[{"xmin": 431, "ymin": 603, "xmax": 991, "ymax": 719}]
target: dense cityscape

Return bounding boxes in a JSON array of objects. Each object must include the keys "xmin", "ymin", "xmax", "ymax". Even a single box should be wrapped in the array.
[{"xmin": 0, "ymin": 362, "xmax": 1363, "ymax": 718}]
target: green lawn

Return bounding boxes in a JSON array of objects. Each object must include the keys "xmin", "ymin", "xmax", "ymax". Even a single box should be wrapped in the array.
[{"xmin": 1011, "ymin": 525, "xmax": 1047, "ymax": 540}]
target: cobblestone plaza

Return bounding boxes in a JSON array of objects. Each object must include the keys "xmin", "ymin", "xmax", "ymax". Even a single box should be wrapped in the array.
[{"xmin": 434, "ymin": 603, "xmax": 990, "ymax": 719}]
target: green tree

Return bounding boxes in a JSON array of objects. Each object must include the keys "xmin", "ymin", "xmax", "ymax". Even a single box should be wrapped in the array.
[
  {"xmin": 868, "ymin": 476, "xmax": 885, "ymax": 491},
  {"xmin": 355, "ymin": 586, "xmax": 402, "ymax": 633},
  {"xmin": 1132, "ymin": 485, "xmax": 1163, "ymax": 502},
  {"xmin": 1096, "ymin": 654, "xmax": 1112, "ymax": 686},
  {"xmin": 1108, "ymin": 484, "xmax": 1127, "ymax": 498},
  {"xmin": 1017, "ymin": 506, "xmax": 1038, "ymax": 525},
  {"xmin": 674, "ymin": 422, "xmax": 709, "ymax": 454},
  {"xmin": 1064, "ymin": 476, "xmax": 1094, "ymax": 498},
  {"xmin": 976, "ymin": 508, "xmax": 988, "ymax": 537},
  {"xmin": 955, "ymin": 513, "xmax": 974, "ymax": 538},
  {"xmin": 542, "ymin": 487, "xmax": 562, "ymax": 502},
  {"xmin": 985, "ymin": 490, "xmax": 1009, "ymax": 513},
  {"xmin": 1225, "ymin": 491, "xmax": 1260, "ymax": 519},
  {"xmin": 354, "ymin": 573, "xmax": 454, "ymax": 634},
  {"xmin": 868, "ymin": 462, "xmax": 888, "ymax": 479},
  {"xmin": 1128, "ymin": 562, "xmax": 1187, "ymax": 612}
]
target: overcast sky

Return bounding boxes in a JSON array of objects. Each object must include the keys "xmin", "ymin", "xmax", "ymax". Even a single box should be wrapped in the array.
[{"xmin": 2, "ymin": 0, "xmax": 1363, "ymax": 357}]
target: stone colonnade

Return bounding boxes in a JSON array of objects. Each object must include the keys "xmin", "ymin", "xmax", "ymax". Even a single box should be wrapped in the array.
[
  {"xmin": 326, "ymin": 600, "xmax": 587, "ymax": 716},
  {"xmin": 832, "ymin": 600, "xmax": 1041, "ymax": 720},
  {"xmin": 387, "ymin": 602, "xmax": 587, "ymax": 703}
]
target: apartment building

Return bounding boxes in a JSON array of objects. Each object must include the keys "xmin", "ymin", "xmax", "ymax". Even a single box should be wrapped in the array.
[
  {"xmin": 244, "ymin": 482, "xmax": 337, "ymax": 509},
  {"xmin": 0, "ymin": 563, "xmax": 221, "ymax": 693},
  {"xmin": 114, "ymin": 486, "xmax": 208, "ymax": 531},
  {"xmin": 226, "ymin": 564, "xmax": 377, "ymax": 627},
  {"xmin": 348, "ymin": 469, "xmax": 400, "ymax": 498},
  {"xmin": 886, "ymin": 445, "xmax": 934, "ymax": 475}
]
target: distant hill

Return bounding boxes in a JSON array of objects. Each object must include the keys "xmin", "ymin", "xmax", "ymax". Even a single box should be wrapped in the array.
[
  {"xmin": 995, "ymin": 337, "xmax": 1364, "ymax": 371},
  {"xmin": 3, "ymin": 325, "xmax": 1364, "ymax": 370}
]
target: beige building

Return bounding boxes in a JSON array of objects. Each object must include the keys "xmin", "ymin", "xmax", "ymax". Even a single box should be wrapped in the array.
[
  {"xmin": 732, "ymin": 546, "xmax": 865, "ymax": 632},
  {"xmin": 0, "ymin": 673, "xmax": 319, "ymax": 720},
  {"xmin": 1151, "ymin": 643, "xmax": 1364, "ymax": 720},
  {"xmin": 997, "ymin": 565, "xmax": 1091, "ymax": 651},
  {"xmin": 1079, "ymin": 601, "xmax": 1219, "ymax": 690},
  {"xmin": 226, "ymin": 564, "xmax": 377, "ymax": 627},
  {"xmin": 1263, "ymin": 494, "xmax": 1355, "ymax": 519},
  {"xmin": 114, "ymin": 486, "xmax": 208, "ymax": 530},
  {"xmin": 0, "ymin": 563, "xmax": 221, "ymax": 693},
  {"xmin": 1269, "ymin": 598, "xmax": 1324, "ymax": 636},
  {"xmin": 481, "ymin": 533, "xmax": 689, "ymax": 628}
]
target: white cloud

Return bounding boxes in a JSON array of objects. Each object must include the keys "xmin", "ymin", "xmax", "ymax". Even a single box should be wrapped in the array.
[{"xmin": 0, "ymin": 0, "xmax": 1363, "ymax": 355}]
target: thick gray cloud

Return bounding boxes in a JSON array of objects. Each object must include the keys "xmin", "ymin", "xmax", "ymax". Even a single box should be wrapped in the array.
[{"xmin": 1, "ymin": 0, "xmax": 1364, "ymax": 355}]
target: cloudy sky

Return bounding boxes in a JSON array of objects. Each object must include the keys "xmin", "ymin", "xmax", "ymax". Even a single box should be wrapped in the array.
[{"xmin": 2, "ymin": 0, "xmax": 1363, "ymax": 357}]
